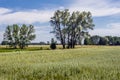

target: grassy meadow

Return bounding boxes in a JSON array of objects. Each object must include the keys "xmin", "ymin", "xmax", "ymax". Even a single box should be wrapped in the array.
[{"xmin": 0, "ymin": 45, "xmax": 120, "ymax": 80}]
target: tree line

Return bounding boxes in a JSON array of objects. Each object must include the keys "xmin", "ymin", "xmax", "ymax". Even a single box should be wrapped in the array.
[
  {"xmin": 1, "ymin": 9, "xmax": 120, "ymax": 49},
  {"xmin": 84, "ymin": 35, "xmax": 120, "ymax": 45}
]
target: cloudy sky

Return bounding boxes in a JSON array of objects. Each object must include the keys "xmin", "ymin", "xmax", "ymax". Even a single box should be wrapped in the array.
[{"xmin": 0, "ymin": 0, "xmax": 120, "ymax": 42}]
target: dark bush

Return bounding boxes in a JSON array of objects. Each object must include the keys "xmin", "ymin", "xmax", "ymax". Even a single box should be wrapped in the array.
[
  {"xmin": 39, "ymin": 47, "xmax": 43, "ymax": 50},
  {"xmin": 50, "ymin": 43, "xmax": 56, "ymax": 49}
]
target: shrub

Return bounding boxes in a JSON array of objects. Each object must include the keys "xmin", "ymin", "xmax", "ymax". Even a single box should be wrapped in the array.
[
  {"xmin": 50, "ymin": 38, "xmax": 56, "ymax": 49},
  {"xmin": 39, "ymin": 47, "xmax": 43, "ymax": 50},
  {"xmin": 50, "ymin": 43, "xmax": 56, "ymax": 49}
]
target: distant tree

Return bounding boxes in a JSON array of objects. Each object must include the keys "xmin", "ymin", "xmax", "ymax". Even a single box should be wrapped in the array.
[
  {"xmin": 90, "ymin": 35, "xmax": 101, "ymax": 45},
  {"xmin": 113, "ymin": 36, "xmax": 120, "ymax": 45},
  {"xmin": 47, "ymin": 41, "xmax": 50, "ymax": 45},
  {"xmin": 84, "ymin": 38, "xmax": 92, "ymax": 45},
  {"xmin": 39, "ymin": 42, "xmax": 46, "ymax": 45},
  {"xmin": 3, "ymin": 24, "xmax": 36, "ymax": 49},
  {"xmin": 106, "ymin": 36, "xmax": 114, "ymax": 45},
  {"xmin": 1, "ymin": 41, "xmax": 9, "ymax": 45},
  {"xmin": 99, "ymin": 37, "xmax": 108, "ymax": 45},
  {"xmin": 116, "ymin": 41, "xmax": 120, "ymax": 45},
  {"xmin": 106, "ymin": 36, "xmax": 120, "ymax": 45}
]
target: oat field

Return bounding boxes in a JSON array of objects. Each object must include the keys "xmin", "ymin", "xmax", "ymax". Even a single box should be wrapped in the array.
[{"xmin": 0, "ymin": 46, "xmax": 120, "ymax": 80}]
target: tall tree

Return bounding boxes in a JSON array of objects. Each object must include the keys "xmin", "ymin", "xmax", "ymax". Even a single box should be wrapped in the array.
[
  {"xmin": 13, "ymin": 24, "xmax": 20, "ymax": 48},
  {"xmin": 3, "ymin": 24, "xmax": 36, "ymax": 49},
  {"xmin": 61, "ymin": 9, "xmax": 70, "ymax": 48},
  {"xmin": 50, "ymin": 9, "xmax": 94, "ymax": 49},
  {"xmin": 67, "ymin": 11, "xmax": 94, "ymax": 48},
  {"xmin": 4, "ymin": 25, "xmax": 19, "ymax": 48},
  {"xmin": 50, "ymin": 10, "xmax": 65, "ymax": 48}
]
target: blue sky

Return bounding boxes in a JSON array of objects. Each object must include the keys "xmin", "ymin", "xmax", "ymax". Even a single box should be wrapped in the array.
[{"xmin": 0, "ymin": 0, "xmax": 120, "ymax": 42}]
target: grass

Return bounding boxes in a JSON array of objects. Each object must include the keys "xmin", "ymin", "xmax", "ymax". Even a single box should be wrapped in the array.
[
  {"xmin": 0, "ymin": 46, "xmax": 120, "ymax": 80},
  {"xmin": 0, "ymin": 45, "xmax": 63, "ymax": 52}
]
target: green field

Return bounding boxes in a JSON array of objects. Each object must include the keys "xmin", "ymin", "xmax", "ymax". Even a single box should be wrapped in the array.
[{"xmin": 0, "ymin": 46, "xmax": 120, "ymax": 80}]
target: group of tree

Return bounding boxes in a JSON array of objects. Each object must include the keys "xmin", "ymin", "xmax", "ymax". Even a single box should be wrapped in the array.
[
  {"xmin": 1, "ymin": 9, "xmax": 120, "ymax": 49},
  {"xmin": 2, "ymin": 24, "xmax": 36, "ymax": 49},
  {"xmin": 84, "ymin": 35, "xmax": 120, "ymax": 45},
  {"xmin": 50, "ymin": 9, "xmax": 94, "ymax": 49}
]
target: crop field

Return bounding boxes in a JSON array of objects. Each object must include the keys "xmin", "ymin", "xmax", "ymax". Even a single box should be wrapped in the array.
[{"xmin": 0, "ymin": 46, "xmax": 120, "ymax": 80}]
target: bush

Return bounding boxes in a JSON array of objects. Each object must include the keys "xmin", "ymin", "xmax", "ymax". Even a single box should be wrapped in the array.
[
  {"xmin": 39, "ymin": 47, "xmax": 43, "ymax": 50},
  {"xmin": 50, "ymin": 43, "xmax": 56, "ymax": 49}
]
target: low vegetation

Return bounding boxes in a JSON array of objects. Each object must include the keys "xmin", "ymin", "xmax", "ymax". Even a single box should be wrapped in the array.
[
  {"xmin": 0, "ymin": 46, "xmax": 120, "ymax": 80},
  {"xmin": 0, "ymin": 45, "xmax": 51, "ymax": 52}
]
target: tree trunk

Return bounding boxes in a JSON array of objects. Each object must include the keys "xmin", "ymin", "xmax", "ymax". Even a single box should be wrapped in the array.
[
  {"xmin": 58, "ymin": 23, "xmax": 65, "ymax": 49},
  {"xmin": 63, "ymin": 40, "xmax": 65, "ymax": 49},
  {"xmin": 14, "ymin": 44, "xmax": 17, "ymax": 49},
  {"xmin": 63, "ymin": 44, "xmax": 65, "ymax": 49},
  {"xmin": 67, "ymin": 33, "xmax": 70, "ymax": 49}
]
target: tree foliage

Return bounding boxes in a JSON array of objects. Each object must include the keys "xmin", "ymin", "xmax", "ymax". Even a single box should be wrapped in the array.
[
  {"xmin": 84, "ymin": 38, "xmax": 92, "ymax": 45},
  {"xmin": 3, "ymin": 24, "xmax": 36, "ymax": 49},
  {"xmin": 84, "ymin": 35, "xmax": 120, "ymax": 45},
  {"xmin": 90, "ymin": 35, "xmax": 101, "ymax": 45},
  {"xmin": 99, "ymin": 37, "xmax": 108, "ymax": 45},
  {"xmin": 50, "ymin": 9, "xmax": 94, "ymax": 49}
]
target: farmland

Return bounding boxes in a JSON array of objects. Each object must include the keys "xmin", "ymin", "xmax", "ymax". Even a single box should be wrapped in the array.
[{"xmin": 0, "ymin": 46, "xmax": 120, "ymax": 80}]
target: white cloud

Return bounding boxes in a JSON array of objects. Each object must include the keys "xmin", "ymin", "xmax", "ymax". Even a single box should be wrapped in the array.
[
  {"xmin": 0, "ymin": 8, "xmax": 54, "ymax": 25},
  {"xmin": 0, "ymin": 31, "xmax": 4, "ymax": 42},
  {"xmin": 0, "ymin": 7, "xmax": 12, "ymax": 14},
  {"xmin": 34, "ymin": 25, "xmax": 52, "ymax": 31},
  {"xmin": 0, "ymin": 7, "xmax": 57, "ymax": 42},
  {"xmin": 0, "ymin": 0, "xmax": 120, "ymax": 25},
  {"xmin": 68, "ymin": 0, "xmax": 120, "ymax": 17},
  {"xmin": 90, "ymin": 23, "xmax": 120, "ymax": 36},
  {"xmin": 0, "ymin": 0, "xmax": 120, "ymax": 42},
  {"xmin": 33, "ymin": 25, "xmax": 54, "ymax": 42}
]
